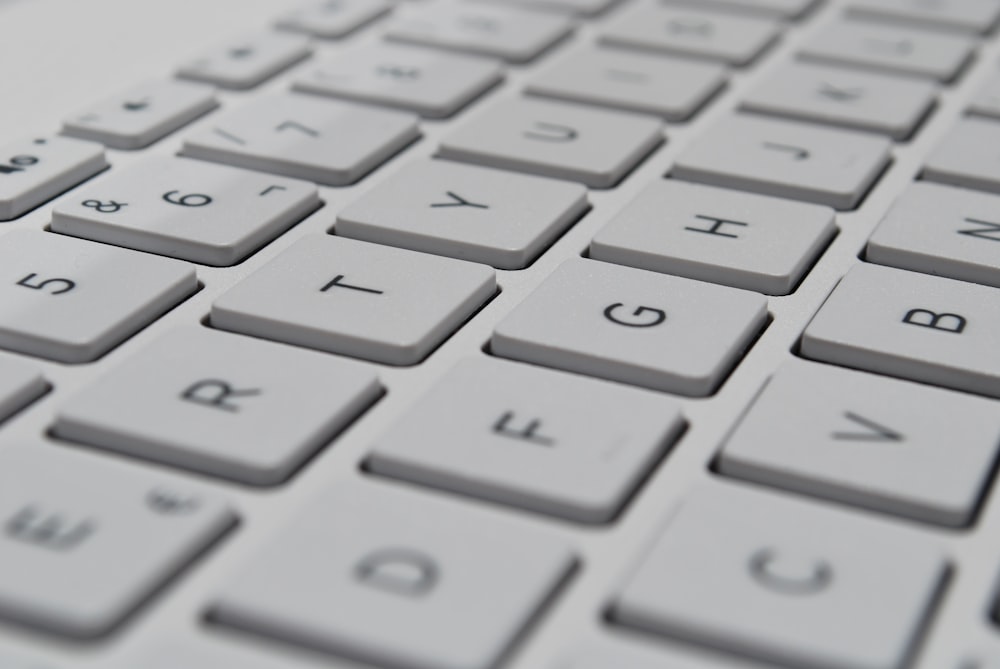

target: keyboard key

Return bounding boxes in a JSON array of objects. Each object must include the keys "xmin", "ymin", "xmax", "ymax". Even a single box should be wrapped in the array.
[
  {"xmin": 741, "ymin": 61, "xmax": 937, "ymax": 141},
  {"xmin": 526, "ymin": 46, "xmax": 727, "ymax": 122},
  {"xmin": 136, "ymin": 640, "xmax": 358, "ymax": 669},
  {"xmin": 336, "ymin": 159, "xmax": 586, "ymax": 269},
  {"xmin": 210, "ymin": 480, "xmax": 574, "ymax": 669},
  {"xmin": 212, "ymin": 235, "xmax": 495, "ymax": 365},
  {"xmin": 599, "ymin": 5, "xmax": 781, "ymax": 67},
  {"xmin": 968, "ymin": 71, "xmax": 1000, "ymax": 119},
  {"xmin": 612, "ymin": 485, "xmax": 947, "ymax": 669},
  {"xmin": 439, "ymin": 98, "xmax": 663, "ymax": 188},
  {"xmin": 590, "ymin": 181, "xmax": 836, "ymax": 295},
  {"xmin": 867, "ymin": 182, "xmax": 1000, "ymax": 288},
  {"xmin": 719, "ymin": 360, "xmax": 1000, "ymax": 526},
  {"xmin": 51, "ymin": 157, "xmax": 319, "ymax": 266},
  {"xmin": 293, "ymin": 43, "xmax": 503, "ymax": 119},
  {"xmin": 369, "ymin": 357, "xmax": 684, "ymax": 523},
  {"xmin": 923, "ymin": 117, "xmax": 1000, "ymax": 194},
  {"xmin": 0, "ymin": 135, "xmax": 106, "ymax": 221},
  {"xmin": 61, "ymin": 80, "xmax": 218, "ymax": 150},
  {"xmin": 177, "ymin": 32, "xmax": 312, "ymax": 90},
  {"xmin": 672, "ymin": 115, "xmax": 891, "ymax": 210},
  {"xmin": 275, "ymin": 0, "xmax": 393, "ymax": 39},
  {"xmin": 799, "ymin": 20, "xmax": 975, "ymax": 83},
  {"xmin": 472, "ymin": 0, "xmax": 620, "ymax": 16},
  {"xmin": 0, "ymin": 355, "xmax": 46, "ymax": 423},
  {"xmin": 0, "ymin": 446, "xmax": 234, "ymax": 638},
  {"xmin": 562, "ymin": 641, "xmax": 765, "ymax": 669},
  {"xmin": 0, "ymin": 231, "xmax": 196, "ymax": 363},
  {"xmin": 661, "ymin": 0, "xmax": 820, "ymax": 20},
  {"xmin": 386, "ymin": 2, "xmax": 573, "ymax": 63},
  {"xmin": 181, "ymin": 94, "xmax": 419, "ymax": 186},
  {"xmin": 846, "ymin": 0, "xmax": 1000, "ymax": 36},
  {"xmin": 54, "ymin": 327, "xmax": 381, "ymax": 485},
  {"xmin": 801, "ymin": 263, "xmax": 1000, "ymax": 397},
  {"xmin": 492, "ymin": 258, "xmax": 767, "ymax": 395}
]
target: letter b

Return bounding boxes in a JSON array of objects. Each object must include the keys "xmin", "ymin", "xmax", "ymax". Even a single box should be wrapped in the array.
[{"xmin": 902, "ymin": 308, "xmax": 967, "ymax": 334}]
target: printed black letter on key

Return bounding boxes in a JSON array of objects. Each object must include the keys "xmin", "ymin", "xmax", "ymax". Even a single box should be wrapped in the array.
[{"xmin": 902, "ymin": 308, "xmax": 967, "ymax": 334}]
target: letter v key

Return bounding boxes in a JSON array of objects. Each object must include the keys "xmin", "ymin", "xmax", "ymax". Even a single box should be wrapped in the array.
[{"xmin": 831, "ymin": 411, "xmax": 904, "ymax": 442}]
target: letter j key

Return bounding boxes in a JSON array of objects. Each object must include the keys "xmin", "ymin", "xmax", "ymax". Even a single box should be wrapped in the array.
[{"xmin": 801, "ymin": 263, "xmax": 1000, "ymax": 398}]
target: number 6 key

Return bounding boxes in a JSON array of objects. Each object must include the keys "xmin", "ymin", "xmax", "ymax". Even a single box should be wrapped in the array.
[{"xmin": 51, "ymin": 156, "xmax": 320, "ymax": 266}]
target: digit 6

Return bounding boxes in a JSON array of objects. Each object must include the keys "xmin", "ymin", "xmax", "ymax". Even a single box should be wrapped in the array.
[{"xmin": 163, "ymin": 190, "xmax": 213, "ymax": 207}]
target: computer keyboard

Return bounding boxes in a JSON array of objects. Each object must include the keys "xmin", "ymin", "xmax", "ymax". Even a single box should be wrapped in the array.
[{"xmin": 2, "ymin": 0, "xmax": 1000, "ymax": 667}]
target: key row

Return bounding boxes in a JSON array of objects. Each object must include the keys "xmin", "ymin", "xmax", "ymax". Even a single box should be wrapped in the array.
[{"xmin": 3, "ymin": 438, "xmax": 961, "ymax": 669}]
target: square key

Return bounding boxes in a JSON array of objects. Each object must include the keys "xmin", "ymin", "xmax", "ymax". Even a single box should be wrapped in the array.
[
  {"xmin": 591, "ymin": 180, "xmax": 836, "ymax": 295},
  {"xmin": 336, "ymin": 159, "xmax": 588, "ymax": 269},
  {"xmin": 439, "ymin": 98, "xmax": 663, "ymax": 188},
  {"xmin": 923, "ymin": 118, "xmax": 1000, "ymax": 194},
  {"xmin": 719, "ymin": 360, "xmax": 1000, "ymax": 526},
  {"xmin": 51, "ymin": 157, "xmax": 319, "ymax": 266},
  {"xmin": 492, "ymin": 258, "xmax": 767, "ymax": 395},
  {"xmin": 867, "ymin": 182, "xmax": 1000, "ymax": 289},
  {"xmin": 212, "ymin": 235, "xmax": 496, "ymax": 365},
  {"xmin": 181, "ymin": 94, "xmax": 419, "ymax": 186},
  {"xmin": 0, "ymin": 231, "xmax": 196, "ymax": 363},
  {"xmin": 0, "ymin": 446, "xmax": 234, "ymax": 638},
  {"xmin": 211, "ymin": 481, "xmax": 575, "ymax": 669},
  {"xmin": 293, "ymin": 43, "xmax": 503, "ymax": 119},
  {"xmin": 613, "ymin": 484, "xmax": 947, "ymax": 669},
  {"xmin": 672, "ymin": 114, "xmax": 891, "ymax": 210},
  {"xmin": 801, "ymin": 263, "xmax": 1000, "ymax": 398},
  {"xmin": 368, "ymin": 357, "xmax": 684, "ymax": 523},
  {"xmin": 525, "ymin": 46, "xmax": 727, "ymax": 122},
  {"xmin": 54, "ymin": 327, "xmax": 382, "ymax": 486}
]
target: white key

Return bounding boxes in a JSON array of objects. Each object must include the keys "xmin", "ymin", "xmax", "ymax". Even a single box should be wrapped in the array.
[
  {"xmin": 335, "ymin": 159, "xmax": 587, "ymax": 269},
  {"xmin": 969, "ymin": 72, "xmax": 1000, "ymax": 119},
  {"xmin": 0, "ymin": 231, "xmax": 196, "ymax": 363},
  {"xmin": 526, "ymin": 47, "xmax": 727, "ymax": 122},
  {"xmin": 181, "ymin": 94, "xmax": 419, "ymax": 186},
  {"xmin": 868, "ymin": 182, "xmax": 1000, "ymax": 288},
  {"xmin": 672, "ymin": 115, "xmax": 891, "ymax": 210},
  {"xmin": 0, "ymin": 135, "xmax": 106, "ymax": 221},
  {"xmin": 439, "ymin": 98, "xmax": 663, "ymax": 188},
  {"xmin": 562, "ymin": 641, "xmax": 771, "ymax": 669},
  {"xmin": 50, "ymin": 157, "xmax": 319, "ymax": 266},
  {"xmin": 369, "ymin": 357, "xmax": 684, "ymax": 523},
  {"xmin": 61, "ymin": 80, "xmax": 218, "ymax": 150},
  {"xmin": 924, "ymin": 117, "xmax": 1000, "ymax": 194},
  {"xmin": 212, "ymin": 235, "xmax": 495, "ymax": 365},
  {"xmin": 591, "ymin": 181, "xmax": 836, "ymax": 295},
  {"xmin": 801, "ymin": 263, "xmax": 1000, "ymax": 397},
  {"xmin": 613, "ymin": 485, "xmax": 947, "ymax": 669},
  {"xmin": 660, "ymin": 0, "xmax": 820, "ymax": 20},
  {"xmin": 799, "ymin": 20, "xmax": 975, "ymax": 83},
  {"xmin": 293, "ymin": 43, "xmax": 503, "ymax": 119},
  {"xmin": 276, "ymin": 0, "xmax": 393, "ymax": 39},
  {"xmin": 741, "ymin": 61, "xmax": 937, "ymax": 141},
  {"xmin": 470, "ymin": 0, "xmax": 620, "ymax": 17},
  {"xmin": 0, "ymin": 355, "xmax": 46, "ymax": 424},
  {"xmin": 385, "ymin": 2, "xmax": 574, "ymax": 63},
  {"xmin": 599, "ymin": 5, "xmax": 781, "ymax": 66},
  {"xmin": 492, "ymin": 258, "xmax": 767, "ymax": 395},
  {"xmin": 177, "ymin": 32, "xmax": 312, "ymax": 90},
  {"xmin": 136, "ymin": 641, "xmax": 363, "ymax": 669},
  {"xmin": 846, "ymin": 0, "xmax": 1000, "ymax": 36},
  {"xmin": 720, "ymin": 360, "xmax": 1000, "ymax": 526},
  {"xmin": 54, "ymin": 327, "xmax": 381, "ymax": 486},
  {"xmin": 0, "ymin": 446, "xmax": 234, "ymax": 638},
  {"xmin": 210, "ymin": 481, "xmax": 575, "ymax": 669}
]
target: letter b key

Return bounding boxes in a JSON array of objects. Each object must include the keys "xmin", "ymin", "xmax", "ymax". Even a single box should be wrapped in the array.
[{"xmin": 802, "ymin": 263, "xmax": 1000, "ymax": 398}]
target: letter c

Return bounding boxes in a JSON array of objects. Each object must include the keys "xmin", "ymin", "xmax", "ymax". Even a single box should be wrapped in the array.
[{"xmin": 603, "ymin": 303, "xmax": 666, "ymax": 328}]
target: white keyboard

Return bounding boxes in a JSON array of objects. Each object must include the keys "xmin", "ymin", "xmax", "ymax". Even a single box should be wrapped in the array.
[{"xmin": 2, "ymin": 0, "xmax": 1000, "ymax": 667}]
